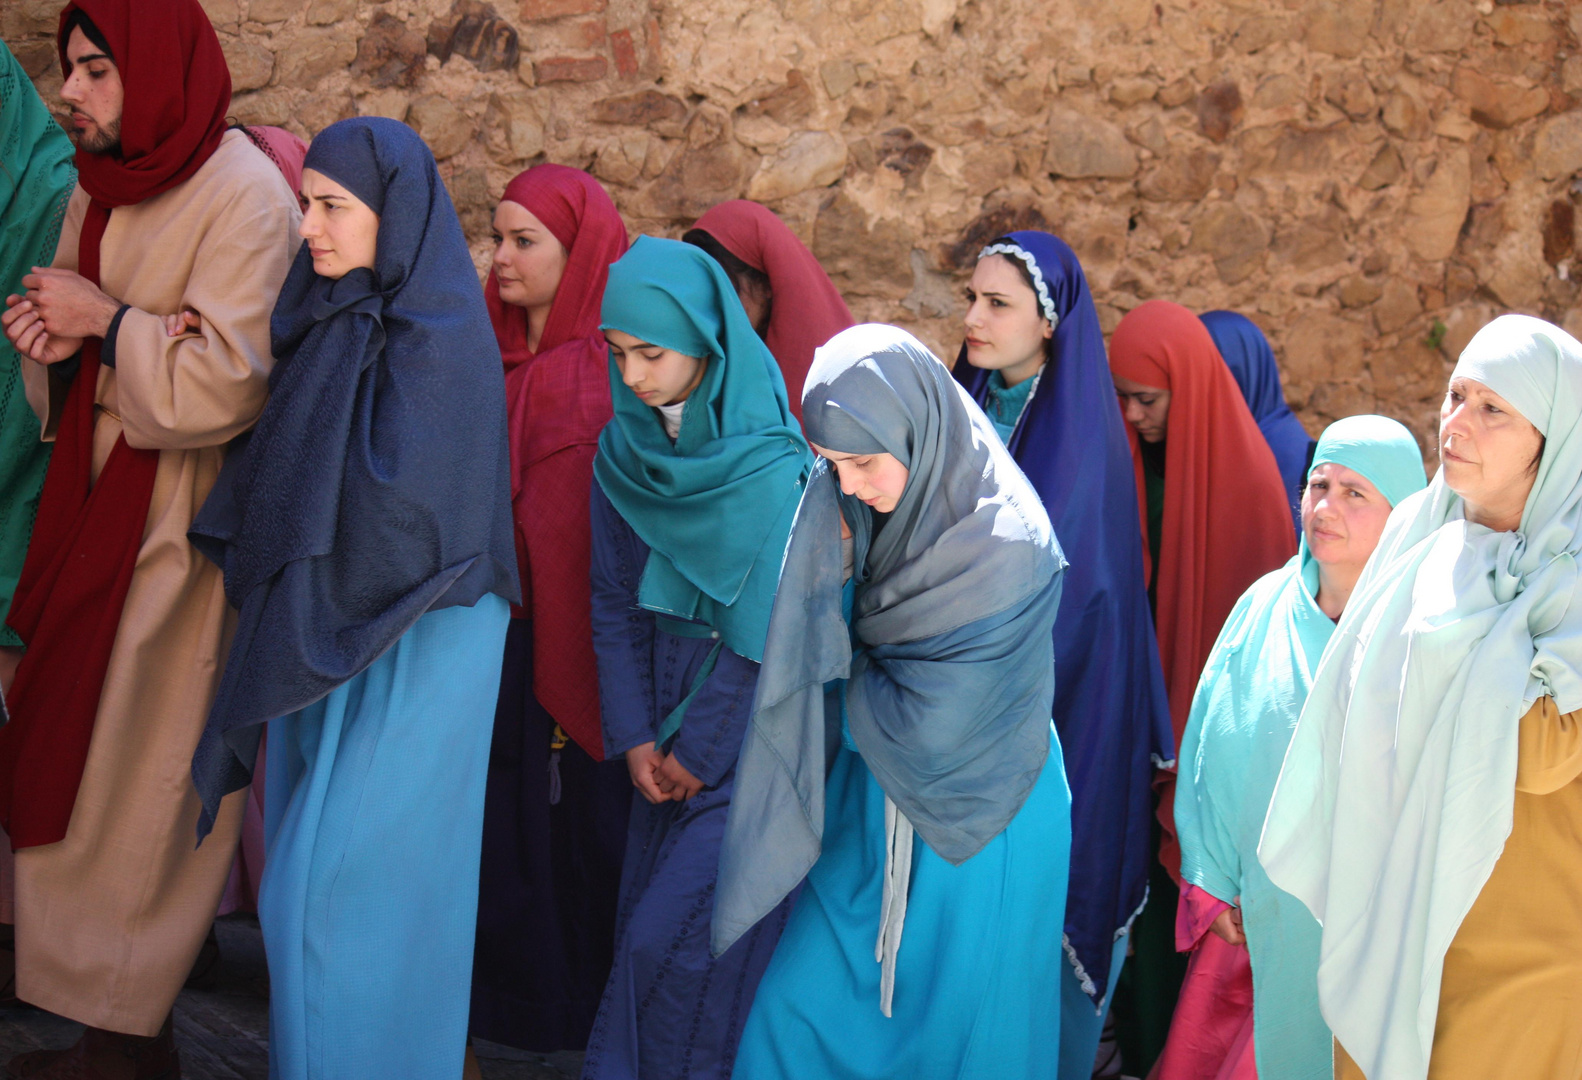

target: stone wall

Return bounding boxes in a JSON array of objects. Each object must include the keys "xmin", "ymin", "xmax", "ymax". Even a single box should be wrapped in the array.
[{"xmin": 9, "ymin": 0, "xmax": 1582, "ymax": 453}]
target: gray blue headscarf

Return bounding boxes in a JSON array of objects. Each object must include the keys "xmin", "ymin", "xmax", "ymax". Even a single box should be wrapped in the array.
[{"xmin": 715, "ymin": 324, "xmax": 1066, "ymax": 959}]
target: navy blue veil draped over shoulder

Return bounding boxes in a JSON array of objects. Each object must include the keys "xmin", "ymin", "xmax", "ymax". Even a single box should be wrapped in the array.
[
  {"xmin": 188, "ymin": 116, "xmax": 519, "ymax": 838},
  {"xmin": 955, "ymin": 231, "xmax": 1174, "ymax": 1004},
  {"xmin": 1199, "ymin": 309, "xmax": 1314, "ymax": 531}
]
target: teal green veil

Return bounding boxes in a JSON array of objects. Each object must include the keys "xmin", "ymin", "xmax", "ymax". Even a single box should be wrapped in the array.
[
  {"xmin": 594, "ymin": 236, "xmax": 811, "ymax": 661},
  {"xmin": 0, "ymin": 43, "xmax": 76, "ymax": 646}
]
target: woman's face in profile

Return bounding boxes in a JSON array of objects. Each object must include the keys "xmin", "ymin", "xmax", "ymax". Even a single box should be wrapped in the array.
[
  {"xmin": 490, "ymin": 200, "xmax": 568, "ymax": 313},
  {"xmin": 298, "ymin": 169, "xmax": 379, "ymax": 280},
  {"xmin": 1438, "ymin": 376, "xmax": 1543, "ymax": 527}
]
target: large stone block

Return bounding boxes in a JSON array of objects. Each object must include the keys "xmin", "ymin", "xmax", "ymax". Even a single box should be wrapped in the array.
[
  {"xmin": 407, "ymin": 94, "xmax": 475, "ymax": 159},
  {"xmin": 223, "ymin": 39, "xmax": 275, "ymax": 93},
  {"xmin": 1197, "ymin": 82, "xmax": 1243, "ymax": 143},
  {"xmin": 485, "ymin": 91, "xmax": 544, "ymax": 161},
  {"xmin": 1486, "ymin": 8, "xmax": 1555, "ymax": 47},
  {"xmin": 1534, "ymin": 113, "xmax": 1582, "ymax": 180},
  {"xmin": 1372, "ymin": 278, "xmax": 1421, "ymax": 334},
  {"xmin": 274, "ymin": 27, "xmax": 359, "ymax": 90},
  {"xmin": 353, "ymin": 13, "xmax": 428, "ymax": 89},
  {"xmin": 248, "ymin": 0, "xmax": 303, "ymax": 23},
  {"xmin": 520, "ymin": 0, "xmax": 605, "ymax": 20},
  {"xmin": 307, "ymin": 0, "xmax": 357, "ymax": 25},
  {"xmin": 1405, "ymin": 147, "xmax": 1470, "ymax": 262},
  {"xmin": 1138, "ymin": 147, "xmax": 1221, "ymax": 202},
  {"xmin": 1357, "ymin": 143, "xmax": 1404, "ymax": 190},
  {"xmin": 536, "ymin": 55, "xmax": 608, "ymax": 83},
  {"xmin": 1450, "ymin": 67, "xmax": 1548, "ymax": 130},
  {"xmin": 1043, "ymin": 110, "xmax": 1137, "ymax": 179},
  {"xmin": 632, "ymin": 107, "xmax": 756, "ymax": 220},
  {"xmin": 1404, "ymin": 2, "xmax": 1477, "ymax": 53},
  {"xmin": 813, "ymin": 190, "xmax": 916, "ymax": 298},
  {"xmin": 1190, "ymin": 202, "xmax": 1270, "ymax": 283},
  {"xmin": 747, "ymin": 130, "xmax": 848, "ymax": 202},
  {"xmin": 591, "ymin": 90, "xmax": 688, "ymax": 133},
  {"xmin": 1302, "ymin": 0, "xmax": 1377, "ymax": 59}
]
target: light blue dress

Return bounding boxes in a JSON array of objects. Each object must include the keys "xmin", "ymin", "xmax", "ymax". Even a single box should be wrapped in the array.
[
  {"xmin": 261, "ymin": 594, "xmax": 509, "ymax": 1080},
  {"xmin": 735, "ymin": 582, "xmax": 1072, "ymax": 1080},
  {"xmin": 735, "ymin": 725, "xmax": 1069, "ymax": 1080}
]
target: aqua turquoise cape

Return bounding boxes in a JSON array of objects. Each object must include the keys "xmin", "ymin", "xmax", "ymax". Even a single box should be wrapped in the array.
[{"xmin": 1177, "ymin": 411, "xmax": 1425, "ymax": 1080}]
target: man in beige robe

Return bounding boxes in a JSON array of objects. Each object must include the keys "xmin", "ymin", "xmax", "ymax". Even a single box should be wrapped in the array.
[{"xmin": 0, "ymin": 2, "xmax": 299, "ymax": 1074}]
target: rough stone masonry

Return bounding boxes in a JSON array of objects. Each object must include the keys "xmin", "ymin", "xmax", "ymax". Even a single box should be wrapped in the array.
[{"xmin": 8, "ymin": 0, "xmax": 1581, "ymax": 456}]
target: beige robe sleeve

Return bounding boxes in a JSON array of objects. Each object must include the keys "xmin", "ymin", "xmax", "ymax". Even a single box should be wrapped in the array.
[
  {"xmin": 19, "ymin": 186, "xmax": 87, "ymax": 441},
  {"xmin": 1514, "ymin": 696, "xmax": 1582, "ymax": 796},
  {"xmin": 113, "ymin": 197, "xmax": 298, "ymax": 451}
]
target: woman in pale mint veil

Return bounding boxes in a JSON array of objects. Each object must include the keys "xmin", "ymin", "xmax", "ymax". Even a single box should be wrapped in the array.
[
  {"xmin": 1262, "ymin": 315, "xmax": 1582, "ymax": 1080},
  {"xmin": 1155, "ymin": 415, "xmax": 1425, "ymax": 1080},
  {"xmin": 724, "ymin": 324, "xmax": 1072, "ymax": 1079}
]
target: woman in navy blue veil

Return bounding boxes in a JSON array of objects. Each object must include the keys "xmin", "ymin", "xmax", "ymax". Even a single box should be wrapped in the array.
[{"xmin": 956, "ymin": 232, "xmax": 1174, "ymax": 1078}]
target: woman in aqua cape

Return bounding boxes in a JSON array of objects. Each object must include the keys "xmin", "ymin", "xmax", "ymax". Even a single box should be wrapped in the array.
[
  {"xmin": 1262, "ymin": 315, "xmax": 1582, "ymax": 1080},
  {"xmin": 724, "ymin": 323, "xmax": 1072, "ymax": 1080},
  {"xmin": 583, "ymin": 236, "xmax": 811, "ymax": 1080},
  {"xmin": 1156, "ymin": 415, "xmax": 1425, "ymax": 1080}
]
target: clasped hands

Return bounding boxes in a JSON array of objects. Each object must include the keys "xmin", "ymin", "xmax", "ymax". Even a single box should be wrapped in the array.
[
  {"xmin": 625, "ymin": 741, "xmax": 704, "ymax": 804},
  {"xmin": 2, "ymin": 266, "xmax": 122, "ymax": 365},
  {"xmin": 1209, "ymin": 902, "xmax": 1246, "ymax": 947}
]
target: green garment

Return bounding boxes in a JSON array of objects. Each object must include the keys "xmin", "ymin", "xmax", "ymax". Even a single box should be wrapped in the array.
[
  {"xmin": 594, "ymin": 236, "xmax": 811, "ymax": 662},
  {"xmin": 0, "ymin": 44, "xmax": 76, "ymax": 648},
  {"xmin": 983, "ymin": 366, "xmax": 1041, "ymax": 444}
]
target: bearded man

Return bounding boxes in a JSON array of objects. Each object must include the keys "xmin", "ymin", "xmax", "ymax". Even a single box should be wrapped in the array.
[{"xmin": 0, "ymin": 2, "xmax": 300, "ymax": 1075}]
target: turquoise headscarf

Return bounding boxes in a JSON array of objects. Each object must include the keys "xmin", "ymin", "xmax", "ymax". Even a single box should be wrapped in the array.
[
  {"xmin": 0, "ymin": 42, "xmax": 76, "ymax": 647},
  {"xmin": 594, "ymin": 236, "xmax": 811, "ymax": 661},
  {"xmin": 1261, "ymin": 316, "xmax": 1582, "ymax": 1080},
  {"xmin": 1176, "ymin": 414, "xmax": 1425, "ymax": 1080}
]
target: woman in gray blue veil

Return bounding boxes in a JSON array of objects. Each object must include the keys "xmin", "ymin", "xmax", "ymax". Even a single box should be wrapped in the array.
[{"xmin": 724, "ymin": 324, "xmax": 1073, "ymax": 1078}]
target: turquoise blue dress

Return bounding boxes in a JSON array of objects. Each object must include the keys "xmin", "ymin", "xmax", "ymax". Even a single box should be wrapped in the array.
[
  {"xmin": 261, "ymin": 595, "xmax": 509, "ymax": 1080},
  {"xmin": 734, "ymin": 582, "xmax": 1072, "ymax": 1080}
]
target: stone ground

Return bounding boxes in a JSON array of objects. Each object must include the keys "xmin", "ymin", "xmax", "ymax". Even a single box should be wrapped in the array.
[{"xmin": 0, "ymin": 915, "xmax": 583, "ymax": 1080}]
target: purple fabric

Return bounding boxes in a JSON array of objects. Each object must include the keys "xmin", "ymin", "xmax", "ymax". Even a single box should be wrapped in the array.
[
  {"xmin": 470, "ymin": 617, "xmax": 632, "ymax": 1052},
  {"xmin": 582, "ymin": 484, "xmax": 790, "ymax": 1079}
]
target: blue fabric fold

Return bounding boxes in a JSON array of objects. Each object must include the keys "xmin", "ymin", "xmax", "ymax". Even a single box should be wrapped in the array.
[
  {"xmin": 188, "ymin": 117, "xmax": 519, "ymax": 838},
  {"xmin": 956, "ymin": 232, "xmax": 1172, "ymax": 1003},
  {"xmin": 1200, "ymin": 310, "xmax": 1315, "ymax": 532}
]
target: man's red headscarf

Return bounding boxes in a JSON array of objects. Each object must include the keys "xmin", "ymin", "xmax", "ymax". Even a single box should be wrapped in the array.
[
  {"xmin": 692, "ymin": 200, "xmax": 853, "ymax": 417},
  {"xmin": 486, "ymin": 164, "xmax": 628, "ymax": 759},
  {"xmin": 0, "ymin": 0, "xmax": 232, "ymax": 849},
  {"xmin": 1109, "ymin": 299, "xmax": 1296, "ymax": 877}
]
